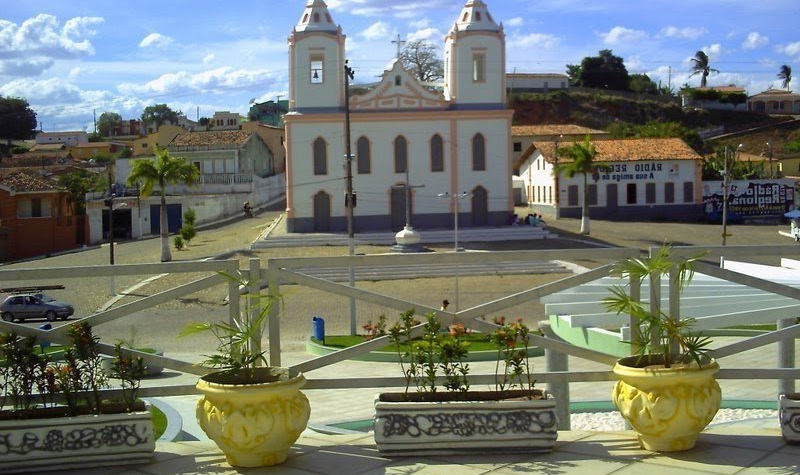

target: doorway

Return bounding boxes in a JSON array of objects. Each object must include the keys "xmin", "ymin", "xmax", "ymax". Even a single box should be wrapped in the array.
[
  {"xmin": 471, "ymin": 186, "xmax": 488, "ymax": 226},
  {"xmin": 313, "ymin": 191, "xmax": 331, "ymax": 232}
]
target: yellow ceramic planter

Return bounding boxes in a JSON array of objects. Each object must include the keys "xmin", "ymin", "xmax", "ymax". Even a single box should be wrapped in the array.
[
  {"xmin": 196, "ymin": 367, "xmax": 311, "ymax": 467},
  {"xmin": 612, "ymin": 356, "xmax": 721, "ymax": 452}
]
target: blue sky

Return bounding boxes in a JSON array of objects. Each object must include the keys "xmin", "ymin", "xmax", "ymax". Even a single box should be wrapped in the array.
[{"xmin": 1, "ymin": 0, "xmax": 798, "ymax": 132}]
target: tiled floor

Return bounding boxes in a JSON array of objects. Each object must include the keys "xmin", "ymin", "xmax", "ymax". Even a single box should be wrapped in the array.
[{"xmin": 60, "ymin": 426, "xmax": 800, "ymax": 475}]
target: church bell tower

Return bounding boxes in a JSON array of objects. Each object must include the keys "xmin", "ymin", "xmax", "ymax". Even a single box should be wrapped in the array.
[{"xmin": 288, "ymin": 0, "xmax": 346, "ymax": 111}]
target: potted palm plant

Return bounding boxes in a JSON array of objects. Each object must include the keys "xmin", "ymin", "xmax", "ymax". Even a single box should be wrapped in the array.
[
  {"xmin": 374, "ymin": 310, "xmax": 557, "ymax": 456},
  {"xmin": 0, "ymin": 323, "xmax": 154, "ymax": 472},
  {"xmin": 603, "ymin": 245, "xmax": 720, "ymax": 452},
  {"xmin": 179, "ymin": 272, "xmax": 310, "ymax": 468}
]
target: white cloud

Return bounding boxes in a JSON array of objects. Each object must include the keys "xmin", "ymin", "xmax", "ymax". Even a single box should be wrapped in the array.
[
  {"xmin": 776, "ymin": 41, "xmax": 800, "ymax": 59},
  {"xmin": 661, "ymin": 26, "xmax": 706, "ymax": 40},
  {"xmin": 253, "ymin": 89, "xmax": 288, "ymax": 105},
  {"xmin": 139, "ymin": 33, "xmax": 173, "ymax": 49},
  {"xmin": 507, "ymin": 33, "xmax": 559, "ymax": 49},
  {"xmin": 406, "ymin": 28, "xmax": 444, "ymax": 42},
  {"xmin": 327, "ymin": 0, "xmax": 453, "ymax": 17},
  {"xmin": 600, "ymin": 26, "xmax": 647, "ymax": 46},
  {"xmin": 702, "ymin": 43, "xmax": 723, "ymax": 59},
  {"xmin": 625, "ymin": 55, "xmax": 646, "ymax": 73},
  {"xmin": 117, "ymin": 66, "xmax": 275, "ymax": 96},
  {"xmin": 202, "ymin": 54, "xmax": 215, "ymax": 66},
  {"xmin": 742, "ymin": 32, "xmax": 768, "ymax": 50},
  {"xmin": 409, "ymin": 18, "xmax": 430, "ymax": 29},
  {"xmin": 505, "ymin": 17, "xmax": 524, "ymax": 27},
  {"xmin": 0, "ymin": 14, "xmax": 103, "ymax": 76},
  {"xmin": 360, "ymin": 21, "xmax": 389, "ymax": 40}
]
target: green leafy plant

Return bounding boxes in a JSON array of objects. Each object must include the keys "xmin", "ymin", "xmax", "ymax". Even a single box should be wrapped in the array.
[
  {"xmin": 179, "ymin": 272, "xmax": 279, "ymax": 380},
  {"xmin": 173, "ymin": 235, "xmax": 184, "ymax": 250},
  {"xmin": 110, "ymin": 343, "xmax": 145, "ymax": 412},
  {"xmin": 603, "ymin": 245, "xmax": 712, "ymax": 368},
  {"xmin": 68, "ymin": 322, "xmax": 108, "ymax": 414},
  {"xmin": 180, "ymin": 223, "xmax": 196, "ymax": 245},
  {"xmin": 491, "ymin": 317, "xmax": 536, "ymax": 393},
  {"xmin": 183, "ymin": 208, "xmax": 197, "ymax": 226},
  {"xmin": 362, "ymin": 314, "xmax": 387, "ymax": 341}
]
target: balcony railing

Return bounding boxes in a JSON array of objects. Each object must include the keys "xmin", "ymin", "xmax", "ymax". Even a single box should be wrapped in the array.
[{"xmin": 198, "ymin": 173, "xmax": 253, "ymax": 185}]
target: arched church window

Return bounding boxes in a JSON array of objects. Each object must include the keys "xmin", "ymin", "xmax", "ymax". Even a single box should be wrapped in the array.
[
  {"xmin": 475, "ymin": 11, "xmax": 481, "ymax": 21},
  {"xmin": 472, "ymin": 133, "xmax": 486, "ymax": 171},
  {"xmin": 462, "ymin": 12, "xmax": 469, "ymax": 21},
  {"xmin": 313, "ymin": 13, "xmax": 320, "ymax": 22},
  {"xmin": 326, "ymin": 13, "xmax": 332, "ymax": 22},
  {"xmin": 395, "ymin": 75, "xmax": 402, "ymax": 86},
  {"xmin": 313, "ymin": 137, "xmax": 327, "ymax": 175},
  {"xmin": 357, "ymin": 136, "xmax": 371, "ymax": 174},
  {"xmin": 394, "ymin": 136, "xmax": 407, "ymax": 173},
  {"xmin": 302, "ymin": 13, "xmax": 309, "ymax": 23},
  {"xmin": 430, "ymin": 134, "xmax": 444, "ymax": 172}
]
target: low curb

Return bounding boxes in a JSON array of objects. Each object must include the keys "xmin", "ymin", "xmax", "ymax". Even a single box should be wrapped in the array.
[{"xmin": 146, "ymin": 397, "xmax": 183, "ymax": 442}]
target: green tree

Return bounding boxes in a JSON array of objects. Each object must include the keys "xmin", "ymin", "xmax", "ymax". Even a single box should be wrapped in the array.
[
  {"xmin": 689, "ymin": 50, "xmax": 719, "ymax": 88},
  {"xmin": 628, "ymin": 73, "xmax": 659, "ymax": 94},
  {"xmin": 141, "ymin": 104, "xmax": 179, "ymax": 132},
  {"xmin": 778, "ymin": 64, "xmax": 792, "ymax": 91},
  {"xmin": 567, "ymin": 49, "xmax": 630, "ymax": 90},
  {"xmin": 58, "ymin": 169, "xmax": 104, "ymax": 216},
  {"xmin": 127, "ymin": 147, "xmax": 199, "ymax": 262},
  {"xmin": 702, "ymin": 147, "xmax": 766, "ymax": 180},
  {"xmin": 556, "ymin": 136, "xmax": 609, "ymax": 235},
  {"xmin": 0, "ymin": 96, "xmax": 37, "ymax": 156},
  {"xmin": 399, "ymin": 40, "xmax": 444, "ymax": 83},
  {"xmin": 97, "ymin": 112, "xmax": 122, "ymax": 137}
]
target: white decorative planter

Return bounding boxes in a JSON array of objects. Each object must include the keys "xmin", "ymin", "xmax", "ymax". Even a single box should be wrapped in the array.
[
  {"xmin": 374, "ymin": 390, "xmax": 558, "ymax": 456},
  {"xmin": 0, "ymin": 409, "xmax": 155, "ymax": 473},
  {"xmin": 779, "ymin": 393, "xmax": 800, "ymax": 443}
]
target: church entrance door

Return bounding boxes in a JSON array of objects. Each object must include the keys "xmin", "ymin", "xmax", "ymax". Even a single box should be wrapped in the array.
[
  {"xmin": 390, "ymin": 186, "xmax": 409, "ymax": 231},
  {"xmin": 313, "ymin": 191, "xmax": 331, "ymax": 232},
  {"xmin": 471, "ymin": 186, "xmax": 488, "ymax": 226}
]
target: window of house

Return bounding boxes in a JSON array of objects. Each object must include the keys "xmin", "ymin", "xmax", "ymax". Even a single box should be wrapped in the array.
[
  {"xmin": 548, "ymin": 186, "xmax": 552, "ymax": 203},
  {"xmin": 313, "ymin": 137, "xmax": 327, "ymax": 175},
  {"xmin": 357, "ymin": 136, "xmax": 370, "ymax": 174},
  {"xmin": 544, "ymin": 81, "xmax": 549, "ymax": 89},
  {"xmin": 664, "ymin": 182, "xmax": 675, "ymax": 203},
  {"xmin": 430, "ymin": 134, "xmax": 444, "ymax": 172},
  {"xmin": 568, "ymin": 185, "xmax": 578, "ymax": 206},
  {"xmin": 588, "ymin": 184, "xmax": 598, "ymax": 205},
  {"xmin": 31, "ymin": 198, "xmax": 42, "ymax": 217},
  {"xmin": 646, "ymin": 183, "xmax": 656, "ymax": 204},
  {"xmin": 472, "ymin": 53, "xmax": 486, "ymax": 82},
  {"xmin": 193, "ymin": 161, "xmax": 201, "ymax": 172},
  {"xmin": 310, "ymin": 56, "xmax": 324, "ymax": 84},
  {"xmin": 683, "ymin": 181, "xmax": 694, "ymax": 203},
  {"xmin": 513, "ymin": 142, "xmax": 522, "ymax": 152},
  {"xmin": 472, "ymin": 133, "xmax": 486, "ymax": 171},
  {"xmin": 627, "ymin": 183, "xmax": 637, "ymax": 204},
  {"xmin": 394, "ymin": 136, "xmax": 407, "ymax": 173},
  {"xmin": 395, "ymin": 75, "xmax": 402, "ymax": 86}
]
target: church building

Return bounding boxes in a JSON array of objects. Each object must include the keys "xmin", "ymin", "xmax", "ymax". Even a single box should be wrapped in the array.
[{"xmin": 284, "ymin": 0, "xmax": 513, "ymax": 232}]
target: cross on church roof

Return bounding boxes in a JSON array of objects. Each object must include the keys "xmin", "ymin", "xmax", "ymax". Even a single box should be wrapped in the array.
[{"xmin": 391, "ymin": 34, "xmax": 406, "ymax": 58}]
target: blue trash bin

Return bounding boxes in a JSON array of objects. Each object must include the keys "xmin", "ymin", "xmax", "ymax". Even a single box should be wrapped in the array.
[
  {"xmin": 38, "ymin": 323, "xmax": 52, "ymax": 351},
  {"xmin": 312, "ymin": 316, "xmax": 325, "ymax": 344}
]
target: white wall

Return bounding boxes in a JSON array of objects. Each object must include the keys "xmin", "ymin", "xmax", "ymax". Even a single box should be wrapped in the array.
[{"xmin": 445, "ymin": 34, "xmax": 504, "ymax": 104}]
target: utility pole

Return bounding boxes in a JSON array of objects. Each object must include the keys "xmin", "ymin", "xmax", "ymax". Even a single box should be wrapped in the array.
[
  {"xmin": 668, "ymin": 66, "xmax": 672, "ymax": 92},
  {"xmin": 344, "ymin": 60, "xmax": 357, "ymax": 335},
  {"xmin": 721, "ymin": 144, "xmax": 743, "ymax": 246},
  {"xmin": 106, "ymin": 168, "xmax": 116, "ymax": 295},
  {"xmin": 554, "ymin": 134, "xmax": 563, "ymax": 219},
  {"xmin": 93, "ymin": 109, "xmax": 97, "ymax": 134},
  {"xmin": 766, "ymin": 141, "xmax": 774, "ymax": 179}
]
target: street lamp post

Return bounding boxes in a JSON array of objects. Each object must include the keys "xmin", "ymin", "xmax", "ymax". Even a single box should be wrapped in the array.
[
  {"xmin": 438, "ymin": 191, "xmax": 470, "ymax": 311},
  {"xmin": 766, "ymin": 141, "xmax": 774, "ymax": 179}
]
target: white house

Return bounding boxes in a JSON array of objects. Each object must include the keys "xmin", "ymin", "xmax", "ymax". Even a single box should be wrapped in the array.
[
  {"xmin": 35, "ymin": 131, "xmax": 88, "ymax": 147},
  {"xmin": 506, "ymin": 73, "xmax": 569, "ymax": 93},
  {"xmin": 516, "ymin": 138, "xmax": 703, "ymax": 221},
  {"xmin": 210, "ymin": 111, "xmax": 242, "ymax": 131},
  {"xmin": 285, "ymin": 0, "xmax": 513, "ymax": 232}
]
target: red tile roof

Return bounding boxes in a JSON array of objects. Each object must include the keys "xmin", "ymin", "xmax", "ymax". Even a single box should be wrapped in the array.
[
  {"xmin": 171, "ymin": 130, "xmax": 252, "ymax": 147},
  {"xmin": 0, "ymin": 171, "xmax": 61, "ymax": 193},
  {"xmin": 516, "ymin": 138, "xmax": 700, "ymax": 170}
]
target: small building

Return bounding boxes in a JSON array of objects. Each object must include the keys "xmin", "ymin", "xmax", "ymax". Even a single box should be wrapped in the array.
[
  {"xmin": 748, "ymin": 89, "xmax": 800, "ymax": 115},
  {"xmin": 516, "ymin": 137, "xmax": 703, "ymax": 221},
  {"xmin": 35, "ymin": 131, "xmax": 88, "ymax": 147},
  {"xmin": 110, "ymin": 119, "xmax": 145, "ymax": 137},
  {"xmin": 506, "ymin": 73, "xmax": 569, "ymax": 93},
  {"xmin": 68, "ymin": 142, "xmax": 128, "ymax": 160},
  {"xmin": 241, "ymin": 121, "xmax": 286, "ymax": 174},
  {"xmin": 131, "ymin": 125, "xmax": 184, "ymax": 157},
  {"xmin": 681, "ymin": 85, "xmax": 748, "ymax": 111},
  {"xmin": 0, "ymin": 171, "xmax": 84, "ymax": 262},
  {"xmin": 209, "ymin": 111, "xmax": 243, "ymax": 131},
  {"xmin": 248, "ymin": 100, "xmax": 289, "ymax": 127},
  {"xmin": 512, "ymin": 124, "xmax": 607, "ymax": 174}
]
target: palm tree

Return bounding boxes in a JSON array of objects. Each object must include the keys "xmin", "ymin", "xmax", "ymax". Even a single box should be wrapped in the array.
[
  {"xmin": 689, "ymin": 51, "xmax": 719, "ymax": 88},
  {"xmin": 778, "ymin": 64, "xmax": 792, "ymax": 91},
  {"xmin": 127, "ymin": 147, "xmax": 199, "ymax": 262},
  {"xmin": 555, "ymin": 136, "xmax": 609, "ymax": 235}
]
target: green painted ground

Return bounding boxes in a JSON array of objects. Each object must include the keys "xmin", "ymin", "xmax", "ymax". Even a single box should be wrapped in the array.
[
  {"xmin": 312, "ymin": 333, "xmax": 500, "ymax": 353},
  {"xmin": 152, "ymin": 405, "xmax": 166, "ymax": 440}
]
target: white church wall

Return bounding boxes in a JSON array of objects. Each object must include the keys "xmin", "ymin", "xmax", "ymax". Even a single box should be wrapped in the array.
[
  {"xmin": 291, "ymin": 34, "xmax": 343, "ymax": 110},
  {"xmin": 447, "ymin": 34, "xmax": 504, "ymax": 105}
]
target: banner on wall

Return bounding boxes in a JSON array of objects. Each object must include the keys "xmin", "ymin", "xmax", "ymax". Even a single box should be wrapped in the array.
[{"xmin": 702, "ymin": 179, "xmax": 796, "ymax": 221}]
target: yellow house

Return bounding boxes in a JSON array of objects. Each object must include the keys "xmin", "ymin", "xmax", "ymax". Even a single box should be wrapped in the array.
[
  {"xmin": 68, "ymin": 142, "xmax": 128, "ymax": 160},
  {"xmin": 131, "ymin": 125, "xmax": 183, "ymax": 157}
]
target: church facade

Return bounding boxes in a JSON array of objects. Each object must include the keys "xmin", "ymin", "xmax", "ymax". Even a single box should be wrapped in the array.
[{"xmin": 285, "ymin": 0, "xmax": 513, "ymax": 233}]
